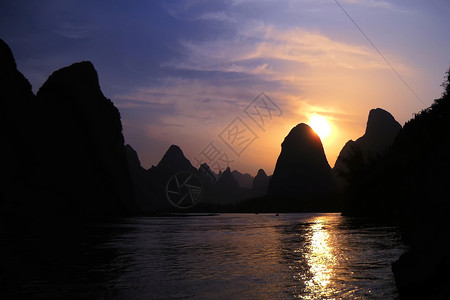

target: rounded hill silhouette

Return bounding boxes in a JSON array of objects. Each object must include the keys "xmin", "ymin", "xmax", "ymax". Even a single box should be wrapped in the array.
[{"xmin": 268, "ymin": 123, "xmax": 336, "ymax": 210}]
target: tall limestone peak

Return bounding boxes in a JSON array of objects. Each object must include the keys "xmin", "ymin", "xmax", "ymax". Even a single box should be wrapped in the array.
[
  {"xmin": 272, "ymin": 123, "xmax": 330, "ymax": 174},
  {"xmin": 251, "ymin": 169, "xmax": 269, "ymax": 197},
  {"xmin": 35, "ymin": 60, "xmax": 134, "ymax": 214},
  {"xmin": 268, "ymin": 123, "xmax": 335, "ymax": 200},
  {"xmin": 37, "ymin": 61, "xmax": 125, "ymax": 147},
  {"xmin": 364, "ymin": 108, "xmax": 402, "ymax": 147},
  {"xmin": 38, "ymin": 61, "xmax": 103, "ymax": 100},
  {"xmin": 156, "ymin": 145, "xmax": 196, "ymax": 174},
  {"xmin": 0, "ymin": 38, "xmax": 18, "ymax": 71},
  {"xmin": 1, "ymin": 39, "xmax": 135, "ymax": 215},
  {"xmin": 0, "ymin": 38, "xmax": 33, "ymax": 99},
  {"xmin": 125, "ymin": 144, "xmax": 144, "ymax": 172},
  {"xmin": 255, "ymin": 168, "xmax": 268, "ymax": 178},
  {"xmin": 334, "ymin": 108, "xmax": 401, "ymax": 178},
  {"xmin": 1, "ymin": 39, "xmax": 36, "ymax": 213}
]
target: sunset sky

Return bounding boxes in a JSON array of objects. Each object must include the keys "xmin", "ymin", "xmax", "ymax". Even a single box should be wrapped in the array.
[{"xmin": 1, "ymin": 0, "xmax": 449, "ymax": 176}]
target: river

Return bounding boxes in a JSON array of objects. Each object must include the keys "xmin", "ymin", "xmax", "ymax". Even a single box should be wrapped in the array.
[{"xmin": 1, "ymin": 213, "xmax": 406, "ymax": 299}]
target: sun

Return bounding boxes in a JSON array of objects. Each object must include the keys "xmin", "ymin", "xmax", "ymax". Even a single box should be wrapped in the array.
[{"xmin": 309, "ymin": 115, "xmax": 331, "ymax": 140}]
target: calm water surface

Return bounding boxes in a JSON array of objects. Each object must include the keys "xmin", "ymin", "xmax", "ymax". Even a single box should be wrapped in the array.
[{"xmin": 4, "ymin": 213, "xmax": 406, "ymax": 299}]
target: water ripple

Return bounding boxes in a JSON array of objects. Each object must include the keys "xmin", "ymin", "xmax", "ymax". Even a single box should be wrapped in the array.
[{"xmin": 3, "ymin": 213, "xmax": 406, "ymax": 299}]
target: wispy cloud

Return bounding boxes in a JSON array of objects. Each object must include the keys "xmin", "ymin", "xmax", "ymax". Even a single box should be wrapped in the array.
[
  {"xmin": 341, "ymin": 0, "xmax": 399, "ymax": 11},
  {"xmin": 198, "ymin": 11, "xmax": 232, "ymax": 22},
  {"xmin": 115, "ymin": 76, "xmax": 252, "ymax": 128},
  {"xmin": 3, "ymin": 0, "xmax": 437, "ymax": 172},
  {"xmin": 55, "ymin": 22, "xmax": 91, "ymax": 39},
  {"xmin": 165, "ymin": 23, "xmax": 394, "ymax": 85}
]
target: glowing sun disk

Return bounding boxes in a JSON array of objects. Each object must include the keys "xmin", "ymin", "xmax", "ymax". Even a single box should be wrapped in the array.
[{"xmin": 309, "ymin": 115, "xmax": 331, "ymax": 140}]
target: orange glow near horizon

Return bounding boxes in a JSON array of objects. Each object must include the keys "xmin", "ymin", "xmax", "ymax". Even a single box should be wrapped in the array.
[{"xmin": 124, "ymin": 20, "xmax": 440, "ymax": 177}]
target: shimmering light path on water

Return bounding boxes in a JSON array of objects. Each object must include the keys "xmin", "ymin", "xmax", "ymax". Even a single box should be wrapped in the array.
[{"xmin": 5, "ymin": 213, "xmax": 405, "ymax": 299}]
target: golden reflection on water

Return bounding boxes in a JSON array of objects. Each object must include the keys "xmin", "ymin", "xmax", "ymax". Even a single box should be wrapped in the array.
[{"xmin": 299, "ymin": 217, "xmax": 338, "ymax": 299}]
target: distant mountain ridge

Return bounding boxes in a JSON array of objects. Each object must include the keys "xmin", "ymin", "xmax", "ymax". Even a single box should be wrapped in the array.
[
  {"xmin": 126, "ymin": 144, "xmax": 260, "ymax": 209},
  {"xmin": 231, "ymin": 170, "xmax": 254, "ymax": 189}
]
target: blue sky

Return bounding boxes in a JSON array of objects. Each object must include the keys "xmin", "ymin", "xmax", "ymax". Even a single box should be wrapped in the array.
[{"xmin": 2, "ymin": 0, "xmax": 449, "ymax": 175}]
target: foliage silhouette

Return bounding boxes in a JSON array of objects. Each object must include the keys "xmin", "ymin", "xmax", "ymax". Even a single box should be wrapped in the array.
[{"xmin": 338, "ymin": 66, "xmax": 450, "ymax": 298}]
